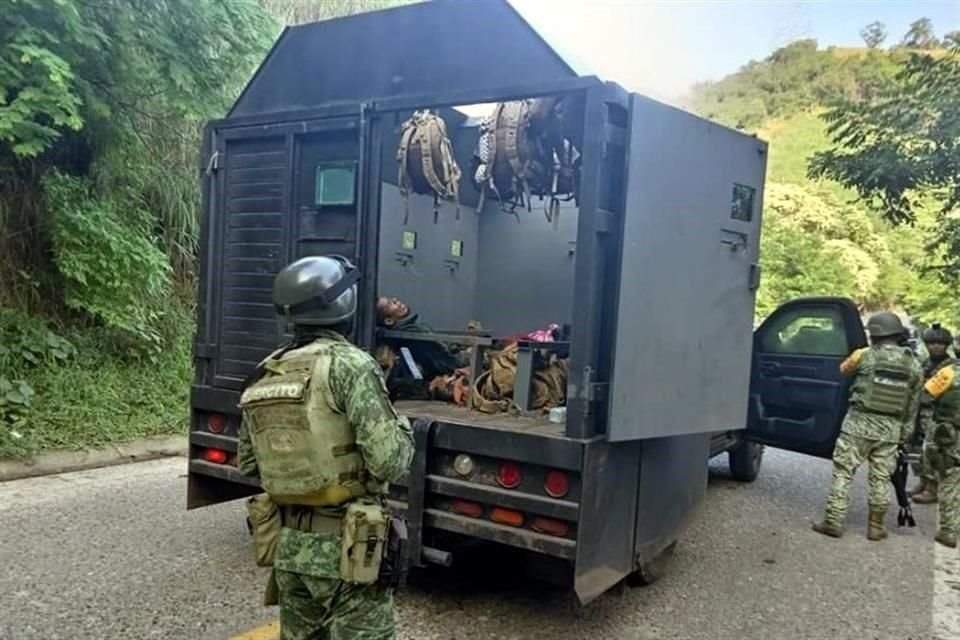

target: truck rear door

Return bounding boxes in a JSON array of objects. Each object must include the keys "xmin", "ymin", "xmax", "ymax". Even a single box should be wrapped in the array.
[{"xmin": 745, "ymin": 297, "xmax": 868, "ymax": 457}]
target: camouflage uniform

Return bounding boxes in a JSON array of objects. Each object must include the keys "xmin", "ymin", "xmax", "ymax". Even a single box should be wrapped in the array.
[
  {"xmin": 916, "ymin": 356, "xmax": 954, "ymax": 486},
  {"xmin": 819, "ymin": 344, "xmax": 923, "ymax": 530},
  {"xmin": 918, "ymin": 364, "xmax": 960, "ymax": 547},
  {"xmin": 239, "ymin": 331, "xmax": 414, "ymax": 640}
]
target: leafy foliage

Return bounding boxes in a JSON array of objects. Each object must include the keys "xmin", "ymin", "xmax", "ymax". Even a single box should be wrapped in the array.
[
  {"xmin": 861, "ymin": 22, "xmax": 887, "ymax": 49},
  {"xmin": 44, "ymin": 171, "xmax": 171, "ymax": 352},
  {"xmin": 901, "ymin": 18, "xmax": 939, "ymax": 50},
  {"xmin": 809, "ymin": 51, "xmax": 960, "ymax": 282},
  {"xmin": 0, "ymin": 309, "xmax": 75, "ymax": 431}
]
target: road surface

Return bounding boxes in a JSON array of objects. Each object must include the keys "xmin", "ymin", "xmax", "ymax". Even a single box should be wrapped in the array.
[{"xmin": 1, "ymin": 450, "xmax": 957, "ymax": 640}]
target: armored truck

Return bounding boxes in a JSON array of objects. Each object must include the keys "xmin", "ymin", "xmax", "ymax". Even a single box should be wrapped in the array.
[{"xmin": 186, "ymin": 0, "xmax": 867, "ymax": 604}]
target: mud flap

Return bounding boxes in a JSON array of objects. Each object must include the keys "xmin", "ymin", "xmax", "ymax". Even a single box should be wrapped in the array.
[
  {"xmin": 573, "ymin": 439, "xmax": 642, "ymax": 604},
  {"xmin": 405, "ymin": 418, "xmax": 434, "ymax": 568}
]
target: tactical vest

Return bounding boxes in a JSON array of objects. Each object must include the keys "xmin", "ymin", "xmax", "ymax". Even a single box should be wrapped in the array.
[
  {"xmin": 239, "ymin": 340, "xmax": 366, "ymax": 503},
  {"xmin": 850, "ymin": 346, "xmax": 916, "ymax": 417},
  {"xmin": 931, "ymin": 365, "xmax": 960, "ymax": 428}
]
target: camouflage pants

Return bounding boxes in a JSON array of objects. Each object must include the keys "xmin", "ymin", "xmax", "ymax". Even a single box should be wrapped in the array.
[
  {"xmin": 930, "ymin": 436, "xmax": 960, "ymax": 537},
  {"xmin": 275, "ymin": 570, "xmax": 394, "ymax": 640},
  {"xmin": 821, "ymin": 432, "xmax": 897, "ymax": 527},
  {"xmin": 919, "ymin": 428, "xmax": 941, "ymax": 484}
]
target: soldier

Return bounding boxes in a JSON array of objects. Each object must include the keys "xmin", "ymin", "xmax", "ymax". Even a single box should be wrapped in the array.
[
  {"xmin": 238, "ymin": 256, "xmax": 414, "ymax": 640},
  {"xmin": 812, "ymin": 312, "xmax": 924, "ymax": 540},
  {"xmin": 919, "ymin": 357, "xmax": 960, "ymax": 548},
  {"xmin": 910, "ymin": 324, "xmax": 955, "ymax": 504}
]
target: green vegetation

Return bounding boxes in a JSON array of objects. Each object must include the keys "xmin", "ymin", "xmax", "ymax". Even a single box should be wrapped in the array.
[
  {"xmin": 0, "ymin": 0, "xmax": 412, "ymax": 458},
  {"xmin": 691, "ymin": 21, "xmax": 959, "ymax": 326}
]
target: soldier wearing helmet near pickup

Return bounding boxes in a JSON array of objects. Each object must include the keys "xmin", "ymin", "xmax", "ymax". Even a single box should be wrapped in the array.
[
  {"xmin": 237, "ymin": 256, "xmax": 414, "ymax": 640},
  {"xmin": 910, "ymin": 324, "xmax": 955, "ymax": 504},
  {"xmin": 812, "ymin": 312, "xmax": 924, "ymax": 540},
  {"xmin": 918, "ymin": 345, "xmax": 960, "ymax": 548}
]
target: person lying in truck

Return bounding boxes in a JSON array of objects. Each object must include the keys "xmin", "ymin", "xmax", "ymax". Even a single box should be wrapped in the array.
[{"xmin": 374, "ymin": 296, "xmax": 468, "ymax": 400}]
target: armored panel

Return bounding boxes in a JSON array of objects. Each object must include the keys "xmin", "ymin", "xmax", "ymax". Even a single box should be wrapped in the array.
[
  {"xmin": 474, "ymin": 204, "xmax": 579, "ymax": 336},
  {"xmin": 377, "ymin": 184, "xmax": 478, "ymax": 331},
  {"xmin": 214, "ymin": 134, "xmax": 290, "ymax": 387},
  {"xmin": 607, "ymin": 95, "xmax": 766, "ymax": 441},
  {"xmin": 230, "ymin": 0, "xmax": 575, "ymax": 118}
]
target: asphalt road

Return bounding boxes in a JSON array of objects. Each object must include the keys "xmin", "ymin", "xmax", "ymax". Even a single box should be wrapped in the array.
[{"xmin": 1, "ymin": 450, "xmax": 957, "ymax": 640}]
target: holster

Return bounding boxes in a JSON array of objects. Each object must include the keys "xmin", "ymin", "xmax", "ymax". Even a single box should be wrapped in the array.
[{"xmin": 377, "ymin": 516, "xmax": 410, "ymax": 589}]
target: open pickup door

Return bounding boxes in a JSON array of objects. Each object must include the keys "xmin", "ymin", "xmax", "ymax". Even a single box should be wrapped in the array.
[{"xmin": 745, "ymin": 297, "xmax": 868, "ymax": 458}]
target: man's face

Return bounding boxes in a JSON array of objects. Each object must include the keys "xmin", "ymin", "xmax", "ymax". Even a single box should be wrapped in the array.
[
  {"xmin": 926, "ymin": 341, "xmax": 948, "ymax": 358},
  {"xmin": 376, "ymin": 297, "xmax": 409, "ymax": 322}
]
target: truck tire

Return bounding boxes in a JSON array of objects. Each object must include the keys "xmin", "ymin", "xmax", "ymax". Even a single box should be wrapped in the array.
[{"xmin": 728, "ymin": 439, "xmax": 763, "ymax": 482}]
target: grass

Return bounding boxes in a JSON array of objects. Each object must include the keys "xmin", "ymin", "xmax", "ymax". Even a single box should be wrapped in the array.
[{"xmin": 0, "ymin": 308, "xmax": 194, "ymax": 460}]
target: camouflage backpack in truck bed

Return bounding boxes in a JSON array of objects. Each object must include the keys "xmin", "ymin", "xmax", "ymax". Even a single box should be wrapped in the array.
[
  {"xmin": 397, "ymin": 111, "xmax": 461, "ymax": 224},
  {"xmin": 472, "ymin": 96, "xmax": 580, "ymax": 226}
]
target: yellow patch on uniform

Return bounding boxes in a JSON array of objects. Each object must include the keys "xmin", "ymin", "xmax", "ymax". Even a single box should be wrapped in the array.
[
  {"xmin": 924, "ymin": 365, "xmax": 956, "ymax": 399},
  {"xmin": 839, "ymin": 347, "xmax": 868, "ymax": 375}
]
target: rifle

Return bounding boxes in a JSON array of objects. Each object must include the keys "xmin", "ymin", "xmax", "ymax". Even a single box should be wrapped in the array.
[{"xmin": 891, "ymin": 446, "xmax": 916, "ymax": 527}]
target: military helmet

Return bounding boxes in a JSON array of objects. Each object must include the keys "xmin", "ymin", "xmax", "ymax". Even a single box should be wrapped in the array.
[
  {"xmin": 922, "ymin": 323, "xmax": 953, "ymax": 345},
  {"xmin": 272, "ymin": 256, "xmax": 359, "ymax": 326},
  {"xmin": 865, "ymin": 311, "xmax": 905, "ymax": 338}
]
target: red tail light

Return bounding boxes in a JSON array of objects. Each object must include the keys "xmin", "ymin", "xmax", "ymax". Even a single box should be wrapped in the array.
[
  {"xmin": 451, "ymin": 499, "xmax": 483, "ymax": 518},
  {"xmin": 544, "ymin": 470, "xmax": 569, "ymax": 498},
  {"xmin": 532, "ymin": 517, "xmax": 570, "ymax": 537},
  {"xmin": 207, "ymin": 413, "xmax": 226, "ymax": 434},
  {"xmin": 496, "ymin": 462, "xmax": 522, "ymax": 489},
  {"xmin": 202, "ymin": 448, "xmax": 228, "ymax": 464},
  {"xmin": 490, "ymin": 507, "xmax": 524, "ymax": 527}
]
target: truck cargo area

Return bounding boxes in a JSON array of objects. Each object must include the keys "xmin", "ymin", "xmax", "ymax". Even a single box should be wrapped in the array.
[{"xmin": 188, "ymin": 0, "xmax": 769, "ymax": 606}]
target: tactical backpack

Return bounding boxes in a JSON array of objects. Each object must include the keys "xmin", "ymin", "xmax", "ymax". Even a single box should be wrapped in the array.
[
  {"xmin": 472, "ymin": 96, "xmax": 580, "ymax": 226},
  {"xmin": 397, "ymin": 111, "xmax": 461, "ymax": 224}
]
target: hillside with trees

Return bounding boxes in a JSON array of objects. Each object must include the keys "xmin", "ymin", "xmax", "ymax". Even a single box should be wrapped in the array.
[
  {"xmin": 0, "ymin": 0, "xmax": 412, "ymax": 457},
  {"xmin": 691, "ymin": 19, "xmax": 959, "ymax": 323},
  {"xmin": 1, "ymin": 4, "xmax": 955, "ymax": 458}
]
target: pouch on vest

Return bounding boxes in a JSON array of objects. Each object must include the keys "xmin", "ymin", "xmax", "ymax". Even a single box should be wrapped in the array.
[
  {"xmin": 339, "ymin": 502, "xmax": 388, "ymax": 584},
  {"xmin": 860, "ymin": 366, "xmax": 912, "ymax": 416},
  {"xmin": 245, "ymin": 494, "xmax": 281, "ymax": 568}
]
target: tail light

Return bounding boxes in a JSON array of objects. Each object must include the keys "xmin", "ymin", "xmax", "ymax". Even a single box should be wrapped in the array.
[
  {"xmin": 451, "ymin": 499, "xmax": 483, "ymax": 518},
  {"xmin": 532, "ymin": 517, "xmax": 570, "ymax": 537},
  {"xmin": 207, "ymin": 413, "xmax": 226, "ymax": 434},
  {"xmin": 202, "ymin": 448, "xmax": 228, "ymax": 464},
  {"xmin": 544, "ymin": 470, "xmax": 569, "ymax": 498},
  {"xmin": 490, "ymin": 507, "xmax": 524, "ymax": 527},
  {"xmin": 496, "ymin": 462, "xmax": 522, "ymax": 489}
]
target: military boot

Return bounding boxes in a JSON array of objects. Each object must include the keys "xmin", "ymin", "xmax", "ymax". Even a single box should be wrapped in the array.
[
  {"xmin": 934, "ymin": 531, "xmax": 957, "ymax": 549},
  {"xmin": 908, "ymin": 478, "xmax": 928, "ymax": 497},
  {"xmin": 811, "ymin": 520, "xmax": 844, "ymax": 538},
  {"xmin": 867, "ymin": 509, "xmax": 888, "ymax": 541},
  {"xmin": 913, "ymin": 482, "xmax": 938, "ymax": 504}
]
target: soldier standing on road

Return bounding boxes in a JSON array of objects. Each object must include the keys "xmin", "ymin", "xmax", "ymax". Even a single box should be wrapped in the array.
[
  {"xmin": 910, "ymin": 324, "xmax": 955, "ymax": 504},
  {"xmin": 237, "ymin": 256, "xmax": 414, "ymax": 640},
  {"xmin": 813, "ymin": 312, "xmax": 923, "ymax": 540},
  {"xmin": 918, "ymin": 354, "xmax": 960, "ymax": 548}
]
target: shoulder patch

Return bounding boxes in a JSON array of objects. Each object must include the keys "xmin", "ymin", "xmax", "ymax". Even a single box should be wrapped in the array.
[
  {"xmin": 924, "ymin": 365, "xmax": 956, "ymax": 399},
  {"xmin": 839, "ymin": 347, "xmax": 868, "ymax": 374}
]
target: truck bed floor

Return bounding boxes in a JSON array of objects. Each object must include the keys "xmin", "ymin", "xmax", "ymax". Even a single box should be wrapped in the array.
[{"xmin": 395, "ymin": 400, "xmax": 566, "ymax": 438}]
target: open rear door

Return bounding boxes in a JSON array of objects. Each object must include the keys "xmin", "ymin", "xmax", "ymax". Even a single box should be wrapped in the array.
[{"xmin": 745, "ymin": 297, "xmax": 868, "ymax": 458}]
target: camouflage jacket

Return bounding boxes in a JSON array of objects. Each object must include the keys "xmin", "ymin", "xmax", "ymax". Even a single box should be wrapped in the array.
[
  {"xmin": 238, "ymin": 330, "xmax": 414, "ymax": 578},
  {"xmin": 839, "ymin": 343, "xmax": 924, "ymax": 444}
]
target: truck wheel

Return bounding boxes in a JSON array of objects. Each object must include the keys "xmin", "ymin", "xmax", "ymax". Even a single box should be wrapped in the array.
[
  {"xmin": 626, "ymin": 541, "xmax": 677, "ymax": 587},
  {"xmin": 728, "ymin": 439, "xmax": 763, "ymax": 482}
]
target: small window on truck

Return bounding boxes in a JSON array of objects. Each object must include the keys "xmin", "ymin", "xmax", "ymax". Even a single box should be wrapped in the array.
[
  {"xmin": 761, "ymin": 307, "xmax": 849, "ymax": 356},
  {"xmin": 731, "ymin": 184, "xmax": 755, "ymax": 222},
  {"xmin": 315, "ymin": 162, "xmax": 356, "ymax": 207}
]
